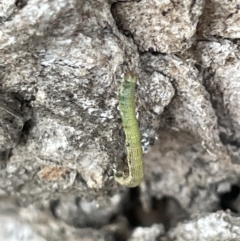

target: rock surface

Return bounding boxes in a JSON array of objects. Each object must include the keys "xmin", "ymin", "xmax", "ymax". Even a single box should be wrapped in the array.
[{"xmin": 1, "ymin": 0, "xmax": 240, "ymax": 240}]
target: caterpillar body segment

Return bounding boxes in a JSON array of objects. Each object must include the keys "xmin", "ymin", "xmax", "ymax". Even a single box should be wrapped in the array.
[{"xmin": 115, "ymin": 72, "xmax": 144, "ymax": 187}]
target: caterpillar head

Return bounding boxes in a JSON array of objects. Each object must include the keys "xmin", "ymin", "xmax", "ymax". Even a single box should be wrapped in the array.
[{"xmin": 124, "ymin": 71, "xmax": 137, "ymax": 83}]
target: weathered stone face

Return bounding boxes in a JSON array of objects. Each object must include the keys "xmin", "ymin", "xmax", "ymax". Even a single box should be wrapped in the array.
[{"xmin": 1, "ymin": 1, "xmax": 240, "ymax": 240}]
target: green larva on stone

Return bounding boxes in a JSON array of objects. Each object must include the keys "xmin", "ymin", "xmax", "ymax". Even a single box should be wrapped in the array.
[{"xmin": 115, "ymin": 71, "xmax": 144, "ymax": 187}]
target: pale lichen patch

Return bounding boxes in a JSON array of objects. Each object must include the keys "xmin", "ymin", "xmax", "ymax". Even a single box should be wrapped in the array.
[{"xmin": 38, "ymin": 166, "xmax": 68, "ymax": 181}]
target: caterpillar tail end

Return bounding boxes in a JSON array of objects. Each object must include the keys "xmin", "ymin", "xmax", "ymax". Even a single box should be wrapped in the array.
[{"xmin": 114, "ymin": 172, "xmax": 143, "ymax": 188}]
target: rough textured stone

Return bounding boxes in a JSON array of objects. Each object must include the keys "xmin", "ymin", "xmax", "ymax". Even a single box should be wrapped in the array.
[
  {"xmin": 1, "ymin": 0, "xmax": 240, "ymax": 240},
  {"xmin": 128, "ymin": 224, "xmax": 164, "ymax": 241},
  {"xmin": 0, "ymin": 196, "xmax": 115, "ymax": 241},
  {"xmin": 0, "ymin": 0, "xmax": 175, "ymax": 204},
  {"xmin": 112, "ymin": 0, "xmax": 205, "ymax": 53},
  {"xmin": 199, "ymin": 0, "xmax": 240, "ymax": 38},
  {"xmin": 140, "ymin": 53, "xmax": 222, "ymax": 152},
  {"xmin": 197, "ymin": 40, "xmax": 240, "ymax": 164},
  {"xmin": 168, "ymin": 211, "xmax": 240, "ymax": 241}
]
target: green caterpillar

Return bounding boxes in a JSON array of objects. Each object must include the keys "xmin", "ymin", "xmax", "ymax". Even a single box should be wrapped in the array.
[{"xmin": 115, "ymin": 71, "xmax": 144, "ymax": 187}]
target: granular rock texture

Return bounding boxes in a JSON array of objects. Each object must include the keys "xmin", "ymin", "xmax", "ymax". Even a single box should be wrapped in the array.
[
  {"xmin": 168, "ymin": 211, "xmax": 240, "ymax": 241},
  {"xmin": 112, "ymin": 0, "xmax": 205, "ymax": 53},
  {"xmin": 197, "ymin": 40, "xmax": 240, "ymax": 164},
  {"xmin": 198, "ymin": 0, "xmax": 240, "ymax": 38},
  {"xmin": 0, "ymin": 0, "xmax": 140, "ymax": 202},
  {"xmin": 1, "ymin": 0, "xmax": 240, "ymax": 240},
  {"xmin": 141, "ymin": 51, "xmax": 240, "ymax": 213},
  {"xmin": 0, "ymin": 195, "xmax": 116, "ymax": 241}
]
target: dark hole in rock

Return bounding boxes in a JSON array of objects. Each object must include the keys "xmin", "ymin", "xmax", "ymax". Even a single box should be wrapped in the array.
[
  {"xmin": 122, "ymin": 187, "xmax": 188, "ymax": 231},
  {"xmin": 49, "ymin": 199, "xmax": 60, "ymax": 218},
  {"xmin": 0, "ymin": 149, "xmax": 12, "ymax": 169},
  {"xmin": 220, "ymin": 184, "xmax": 240, "ymax": 213},
  {"xmin": 19, "ymin": 119, "xmax": 33, "ymax": 144},
  {"xmin": 15, "ymin": 0, "xmax": 28, "ymax": 9}
]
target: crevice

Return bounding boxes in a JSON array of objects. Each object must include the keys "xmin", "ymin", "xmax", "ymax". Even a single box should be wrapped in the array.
[
  {"xmin": 49, "ymin": 199, "xmax": 60, "ymax": 218},
  {"xmin": 15, "ymin": 0, "xmax": 28, "ymax": 9},
  {"xmin": 202, "ymin": 67, "xmax": 240, "ymax": 153},
  {"xmin": 121, "ymin": 188, "xmax": 188, "ymax": 231},
  {"xmin": 110, "ymin": 2, "xmax": 140, "ymax": 52},
  {"xmin": 0, "ymin": 149, "xmax": 12, "ymax": 170},
  {"xmin": 19, "ymin": 119, "xmax": 33, "ymax": 144},
  {"xmin": 220, "ymin": 184, "xmax": 240, "ymax": 213}
]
